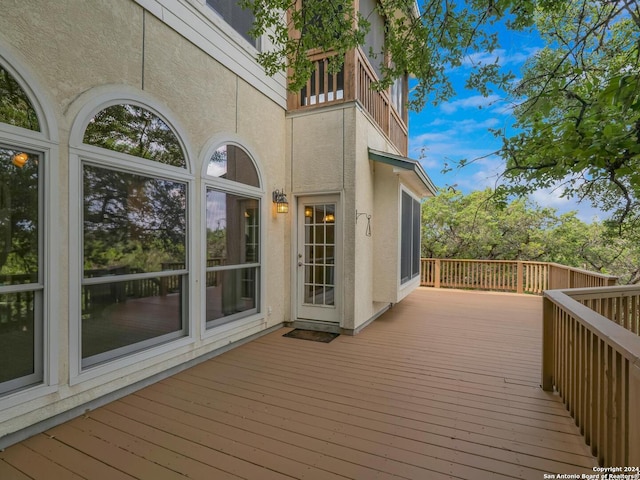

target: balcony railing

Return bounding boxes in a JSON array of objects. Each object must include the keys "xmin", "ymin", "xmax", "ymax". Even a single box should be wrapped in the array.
[
  {"xmin": 287, "ymin": 48, "xmax": 408, "ymax": 156},
  {"xmin": 543, "ymin": 285, "xmax": 640, "ymax": 467},
  {"xmin": 420, "ymin": 258, "xmax": 617, "ymax": 294}
]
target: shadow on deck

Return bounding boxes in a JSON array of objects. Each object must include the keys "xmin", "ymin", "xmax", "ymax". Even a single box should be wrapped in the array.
[{"xmin": 0, "ymin": 288, "xmax": 597, "ymax": 479}]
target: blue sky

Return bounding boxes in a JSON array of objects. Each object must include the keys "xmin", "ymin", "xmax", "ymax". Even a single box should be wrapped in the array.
[{"xmin": 407, "ymin": 28, "xmax": 605, "ymax": 222}]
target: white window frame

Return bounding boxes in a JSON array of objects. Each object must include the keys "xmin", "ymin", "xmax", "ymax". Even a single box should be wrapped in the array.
[
  {"xmin": 68, "ymin": 89, "xmax": 196, "ymax": 385},
  {"xmin": 0, "ymin": 48, "xmax": 60, "ymax": 410},
  {"xmin": 200, "ymin": 135, "xmax": 266, "ymax": 339}
]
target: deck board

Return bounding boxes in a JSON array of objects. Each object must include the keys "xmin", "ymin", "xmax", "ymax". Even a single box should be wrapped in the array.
[{"xmin": 0, "ymin": 288, "xmax": 597, "ymax": 479}]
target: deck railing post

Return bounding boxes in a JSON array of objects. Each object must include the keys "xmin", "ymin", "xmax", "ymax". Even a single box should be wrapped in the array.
[
  {"xmin": 434, "ymin": 259, "xmax": 441, "ymax": 289},
  {"xmin": 542, "ymin": 296, "xmax": 555, "ymax": 391},
  {"xmin": 630, "ymin": 363, "xmax": 640, "ymax": 464},
  {"xmin": 517, "ymin": 261, "xmax": 524, "ymax": 294}
]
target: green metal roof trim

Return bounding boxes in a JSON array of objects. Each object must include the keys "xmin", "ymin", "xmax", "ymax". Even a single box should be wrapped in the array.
[{"xmin": 368, "ymin": 148, "xmax": 437, "ymax": 196}]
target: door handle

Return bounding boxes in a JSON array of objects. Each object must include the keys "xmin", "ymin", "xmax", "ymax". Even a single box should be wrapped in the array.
[{"xmin": 298, "ymin": 262, "xmax": 303, "ymax": 267}]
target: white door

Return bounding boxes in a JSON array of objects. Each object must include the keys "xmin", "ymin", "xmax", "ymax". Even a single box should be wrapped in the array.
[{"xmin": 297, "ymin": 196, "xmax": 340, "ymax": 323}]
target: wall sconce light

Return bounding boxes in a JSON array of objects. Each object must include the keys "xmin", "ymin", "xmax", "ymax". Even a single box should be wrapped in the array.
[
  {"xmin": 12, "ymin": 152, "xmax": 28, "ymax": 168},
  {"xmin": 272, "ymin": 189, "xmax": 289, "ymax": 213},
  {"xmin": 323, "ymin": 213, "xmax": 335, "ymax": 223}
]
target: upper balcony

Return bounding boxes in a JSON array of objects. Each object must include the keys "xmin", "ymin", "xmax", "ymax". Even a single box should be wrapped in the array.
[{"xmin": 287, "ymin": 48, "xmax": 409, "ymax": 156}]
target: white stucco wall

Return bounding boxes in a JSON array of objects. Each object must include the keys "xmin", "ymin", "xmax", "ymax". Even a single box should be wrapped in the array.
[{"xmin": 0, "ymin": 0, "xmax": 288, "ymax": 440}]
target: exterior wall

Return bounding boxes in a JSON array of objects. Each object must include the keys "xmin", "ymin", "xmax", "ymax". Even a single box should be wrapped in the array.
[
  {"xmin": 352, "ymin": 107, "xmax": 399, "ymax": 330},
  {"xmin": 0, "ymin": 0, "xmax": 288, "ymax": 440},
  {"xmin": 288, "ymin": 105, "xmax": 352, "ymax": 327},
  {"xmin": 288, "ymin": 102, "xmax": 425, "ymax": 332}
]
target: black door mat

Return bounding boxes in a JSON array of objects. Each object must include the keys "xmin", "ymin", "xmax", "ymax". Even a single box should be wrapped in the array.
[{"xmin": 283, "ymin": 329, "xmax": 340, "ymax": 343}]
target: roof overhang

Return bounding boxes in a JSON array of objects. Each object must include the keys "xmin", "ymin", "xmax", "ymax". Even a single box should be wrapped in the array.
[{"xmin": 368, "ymin": 148, "xmax": 437, "ymax": 198}]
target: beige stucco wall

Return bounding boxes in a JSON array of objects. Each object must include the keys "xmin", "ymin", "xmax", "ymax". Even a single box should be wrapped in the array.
[
  {"xmin": 0, "ymin": 0, "xmax": 288, "ymax": 439},
  {"xmin": 288, "ymin": 102, "xmax": 421, "ymax": 332}
]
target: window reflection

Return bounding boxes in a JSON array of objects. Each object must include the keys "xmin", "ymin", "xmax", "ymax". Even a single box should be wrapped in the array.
[
  {"xmin": 83, "ymin": 104, "xmax": 186, "ymax": 168},
  {"xmin": 206, "ymin": 187, "xmax": 259, "ymax": 326},
  {"xmin": 82, "ymin": 277, "xmax": 183, "ymax": 365},
  {"xmin": 206, "ymin": 189, "xmax": 259, "ymax": 264},
  {"xmin": 205, "ymin": 267, "xmax": 258, "ymax": 322},
  {"xmin": 83, "ymin": 165, "xmax": 187, "ymax": 275},
  {"xmin": 0, "ymin": 291, "xmax": 36, "ymax": 383},
  {"xmin": 0, "ymin": 147, "xmax": 39, "ymax": 285},
  {"xmin": 206, "ymin": 144, "xmax": 259, "ymax": 187},
  {"xmin": 0, "ymin": 66, "xmax": 40, "ymax": 131}
]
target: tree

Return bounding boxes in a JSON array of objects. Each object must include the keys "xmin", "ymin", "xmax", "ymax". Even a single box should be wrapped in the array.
[
  {"xmin": 499, "ymin": 1, "xmax": 640, "ymax": 233},
  {"xmin": 246, "ymin": 0, "xmax": 640, "ymax": 233},
  {"xmin": 421, "ymin": 188, "xmax": 558, "ymax": 260},
  {"xmin": 245, "ymin": 0, "xmax": 521, "ymax": 104},
  {"xmin": 421, "ymin": 188, "xmax": 640, "ymax": 284}
]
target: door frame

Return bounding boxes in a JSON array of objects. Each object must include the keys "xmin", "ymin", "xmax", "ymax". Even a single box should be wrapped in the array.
[{"xmin": 292, "ymin": 193, "xmax": 342, "ymax": 327}]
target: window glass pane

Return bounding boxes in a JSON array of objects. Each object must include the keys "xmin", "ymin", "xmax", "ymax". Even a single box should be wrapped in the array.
[
  {"xmin": 206, "ymin": 0, "xmax": 257, "ymax": 46},
  {"xmin": 400, "ymin": 191, "xmax": 412, "ymax": 283},
  {"xmin": 82, "ymin": 277, "xmax": 184, "ymax": 363},
  {"xmin": 206, "ymin": 145, "xmax": 259, "ymax": 187},
  {"xmin": 83, "ymin": 165, "xmax": 187, "ymax": 276},
  {"xmin": 412, "ymin": 198, "xmax": 421, "ymax": 277},
  {"xmin": 206, "ymin": 188, "xmax": 259, "ymax": 265},
  {"xmin": 0, "ymin": 291, "xmax": 37, "ymax": 385},
  {"xmin": 359, "ymin": 0, "xmax": 385, "ymax": 79},
  {"xmin": 206, "ymin": 267, "xmax": 258, "ymax": 323},
  {"xmin": 0, "ymin": 147, "xmax": 39, "ymax": 285},
  {"xmin": 0, "ymin": 66, "xmax": 40, "ymax": 131},
  {"xmin": 83, "ymin": 104, "xmax": 186, "ymax": 168}
]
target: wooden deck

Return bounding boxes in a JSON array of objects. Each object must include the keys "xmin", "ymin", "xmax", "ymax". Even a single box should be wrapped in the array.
[{"xmin": 0, "ymin": 288, "xmax": 597, "ymax": 479}]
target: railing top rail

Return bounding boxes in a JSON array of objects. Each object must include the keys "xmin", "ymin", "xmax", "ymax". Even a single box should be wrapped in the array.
[
  {"xmin": 559, "ymin": 283, "xmax": 640, "ymax": 299},
  {"xmin": 422, "ymin": 258, "xmax": 618, "ymax": 281},
  {"xmin": 546, "ymin": 262, "xmax": 619, "ymax": 281},
  {"xmin": 545, "ymin": 288, "xmax": 640, "ymax": 365}
]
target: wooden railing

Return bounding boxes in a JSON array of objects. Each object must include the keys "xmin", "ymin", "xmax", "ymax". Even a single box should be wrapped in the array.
[
  {"xmin": 82, "ymin": 258, "xmax": 225, "ymax": 317},
  {"xmin": 420, "ymin": 258, "xmax": 617, "ymax": 294},
  {"xmin": 287, "ymin": 48, "xmax": 408, "ymax": 156},
  {"xmin": 543, "ymin": 286, "xmax": 640, "ymax": 466}
]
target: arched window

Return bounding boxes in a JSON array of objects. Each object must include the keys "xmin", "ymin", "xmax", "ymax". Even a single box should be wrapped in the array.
[
  {"xmin": 79, "ymin": 102, "xmax": 190, "ymax": 369},
  {"xmin": 0, "ymin": 64, "xmax": 45, "ymax": 396},
  {"xmin": 204, "ymin": 143, "xmax": 261, "ymax": 328}
]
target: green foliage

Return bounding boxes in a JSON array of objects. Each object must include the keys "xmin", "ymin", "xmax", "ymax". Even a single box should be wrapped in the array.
[
  {"xmin": 0, "ymin": 66, "xmax": 39, "ymax": 131},
  {"xmin": 247, "ymin": 0, "xmax": 640, "ymax": 232},
  {"xmin": 245, "ymin": 0, "xmax": 520, "ymax": 106},
  {"xmin": 83, "ymin": 104, "xmax": 186, "ymax": 168},
  {"xmin": 500, "ymin": 1, "xmax": 640, "ymax": 231},
  {"xmin": 422, "ymin": 188, "xmax": 640, "ymax": 284}
]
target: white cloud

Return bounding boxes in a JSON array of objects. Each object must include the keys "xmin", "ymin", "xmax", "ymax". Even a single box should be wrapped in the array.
[
  {"xmin": 529, "ymin": 187, "xmax": 604, "ymax": 222},
  {"xmin": 462, "ymin": 47, "xmax": 541, "ymax": 68},
  {"xmin": 440, "ymin": 94, "xmax": 502, "ymax": 114}
]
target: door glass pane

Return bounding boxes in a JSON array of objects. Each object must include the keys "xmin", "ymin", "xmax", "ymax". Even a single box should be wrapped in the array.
[{"xmin": 301, "ymin": 202, "xmax": 336, "ymax": 307}]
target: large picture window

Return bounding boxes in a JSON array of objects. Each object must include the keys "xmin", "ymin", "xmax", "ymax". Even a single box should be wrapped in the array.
[
  {"xmin": 80, "ymin": 103, "xmax": 189, "ymax": 368},
  {"xmin": 0, "ymin": 65, "xmax": 45, "ymax": 396},
  {"xmin": 204, "ymin": 144, "xmax": 261, "ymax": 328},
  {"xmin": 401, "ymin": 191, "xmax": 420, "ymax": 284}
]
